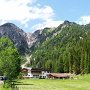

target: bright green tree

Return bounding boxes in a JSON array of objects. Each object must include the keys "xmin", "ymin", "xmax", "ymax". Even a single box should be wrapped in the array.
[{"xmin": 0, "ymin": 37, "xmax": 21, "ymax": 86}]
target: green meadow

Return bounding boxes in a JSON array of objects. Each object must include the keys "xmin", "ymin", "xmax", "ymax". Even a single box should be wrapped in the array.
[{"xmin": 0, "ymin": 74, "xmax": 90, "ymax": 90}]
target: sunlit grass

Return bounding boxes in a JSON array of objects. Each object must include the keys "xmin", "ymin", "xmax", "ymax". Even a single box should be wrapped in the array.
[{"xmin": 0, "ymin": 74, "xmax": 90, "ymax": 90}]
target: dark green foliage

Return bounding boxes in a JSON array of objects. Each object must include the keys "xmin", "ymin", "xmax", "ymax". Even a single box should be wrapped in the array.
[{"xmin": 30, "ymin": 22, "xmax": 90, "ymax": 74}]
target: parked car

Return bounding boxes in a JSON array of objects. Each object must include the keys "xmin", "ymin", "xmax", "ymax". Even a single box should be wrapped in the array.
[{"xmin": 0, "ymin": 76, "xmax": 7, "ymax": 80}]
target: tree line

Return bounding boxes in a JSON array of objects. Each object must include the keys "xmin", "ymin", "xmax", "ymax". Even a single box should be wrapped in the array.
[{"xmin": 30, "ymin": 23, "xmax": 90, "ymax": 74}]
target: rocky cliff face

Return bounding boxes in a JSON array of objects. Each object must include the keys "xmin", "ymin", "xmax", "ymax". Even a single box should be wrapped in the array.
[
  {"xmin": 0, "ymin": 23, "xmax": 28, "ymax": 54},
  {"xmin": 0, "ymin": 23, "xmax": 48, "ymax": 54},
  {"xmin": 0, "ymin": 21, "xmax": 75, "ymax": 55},
  {"xmin": 26, "ymin": 28, "xmax": 55, "ymax": 52},
  {"xmin": 0, "ymin": 22, "xmax": 59, "ymax": 54},
  {"xmin": 26, "ymin": 30, "xmax": 43, "ymax": 48}
]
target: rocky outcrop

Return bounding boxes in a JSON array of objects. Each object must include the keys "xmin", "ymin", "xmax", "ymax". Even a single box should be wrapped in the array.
[
  {"xmin": 0, "ymin": 23, "xmax": 28, "ymax": 54},
  {"xmin": 26, "ymin": 30, "xmax": 43, "ymax": 48},
  {"xmin": 0, "ymin": 21, "xmax": 76, "ymax": 55}
]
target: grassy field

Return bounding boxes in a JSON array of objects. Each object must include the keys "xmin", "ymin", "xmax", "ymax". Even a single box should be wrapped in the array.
[{"xmin": 0, "ymin": 74, "xmax": 90, "ymax": 90}]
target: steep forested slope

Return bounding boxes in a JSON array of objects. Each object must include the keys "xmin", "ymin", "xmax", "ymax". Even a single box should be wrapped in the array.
[{"xmin": 30, "ymin": 21, "xmax": 90, "ymax": 74}]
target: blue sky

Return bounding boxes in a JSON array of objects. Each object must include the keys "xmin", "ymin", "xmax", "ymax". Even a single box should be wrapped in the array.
[{"xmin": 0, "ymin": 0, "xmax": 90, "ymax": 32}]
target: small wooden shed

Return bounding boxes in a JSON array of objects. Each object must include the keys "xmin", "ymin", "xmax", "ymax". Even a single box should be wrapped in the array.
[{"xmin": 48, "ymin": 73, "xmax": 72, "ymax": 79}]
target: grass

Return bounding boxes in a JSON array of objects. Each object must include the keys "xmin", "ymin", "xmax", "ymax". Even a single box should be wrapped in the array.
[
  {"xmin": 0, "ymin": 74, "xmax": 90, "ymax": 90},
  {"xmin": 0, "ymin": 86, "xmax": 10, "ymax": 90}
]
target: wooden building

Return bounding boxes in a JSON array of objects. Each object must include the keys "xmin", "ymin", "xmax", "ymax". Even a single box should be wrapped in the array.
[
  {"xmin": 21, "ymin": 67, "xmax": 50, "ymax": 78},
  {"xmin": 48, "ymin": 73, "xmax": 72, "ymax": 79}
]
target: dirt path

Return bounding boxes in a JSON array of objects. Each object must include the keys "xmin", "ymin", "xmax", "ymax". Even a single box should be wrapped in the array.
[{"xmin": 21, "ymin": 55, "xmax": 31, "ymax": 68}]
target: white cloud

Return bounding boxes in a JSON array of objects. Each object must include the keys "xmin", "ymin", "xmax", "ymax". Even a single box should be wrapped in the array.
[
  {"xmin": 0, "ymin": 0, "xmax": 63, "ymax": 31},
  {"xmin": 0, "ymin": 20, "xmax": 7, "ymax": 25},
  {"xmin": 0, "ymin": 0, "xmax": 33, "ymax": 24},
  {"xmin": 32, "ymin": 20, "xmax": 63, "ymax": 30},
  {"xmin": 76, "ymin": 16, "xmax": 90, "ymax": 25},
  {"xmin": 0, "ymin": 0, "xmax": 54, "ymax": 26}
]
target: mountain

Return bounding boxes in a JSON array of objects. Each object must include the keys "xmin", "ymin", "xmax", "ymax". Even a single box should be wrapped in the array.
[
  {"xmin": 0, "ymin": 23, "xmax": 28, "ymax": 54},
  {"xmin": 0, "ymin": 23, "xmax": 54, "ymax": 54},
  {"xmin": 29, "ymin": 21, "xmax": 77, "ymax": 52},
  {"xmin": 28, "ymin": 28, "xmax": 55, "ymax": 52},
  {"xmin": 29, "ymin": 21, "xmax": 90, "ymax": 74},
  {"xmin": 0, "ymin": 21, "xmax": 90, "ymax": 75}
]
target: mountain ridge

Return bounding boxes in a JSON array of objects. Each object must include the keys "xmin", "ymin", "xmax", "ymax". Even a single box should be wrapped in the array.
[
  {"xmin": 0, "ymin": 23, "xmax": 28, "ymax": 54},
  {"xmin": 0, "ymin": 20, "xmax": 89, "ymax": 55},
  {"xmin": 29, "ymin": 21, "xmax": 90, "ymax": 74},
  {"xmin": 0, "ymin": 21, "xmax": 90, "ymax": 74}
]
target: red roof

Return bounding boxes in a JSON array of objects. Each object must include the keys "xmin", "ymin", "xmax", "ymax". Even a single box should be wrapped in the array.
[{"xmin": 48, "ymin": 73, "xmax": 71, "ymax": 78}]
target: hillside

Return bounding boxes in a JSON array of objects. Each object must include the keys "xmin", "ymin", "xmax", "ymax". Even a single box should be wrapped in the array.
[
  {"xmin": 0, "ymin": 21, "xmax": 90, "ymax": 74},
  {"xmin": 29, "ymin": 21, "xmax": 90, "ymax": 74},
  {"xmin": 0, "ymin": 23, "xmax": 28, "ymax": 54},
  {"xmin": 0, "ymin": 23, "xmax": 54, "ymax": 54}
]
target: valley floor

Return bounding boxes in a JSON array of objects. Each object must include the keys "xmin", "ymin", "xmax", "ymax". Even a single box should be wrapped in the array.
[{"xmin": 0, "ymin": 74, "xmax": 90, "ymax": 90}]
